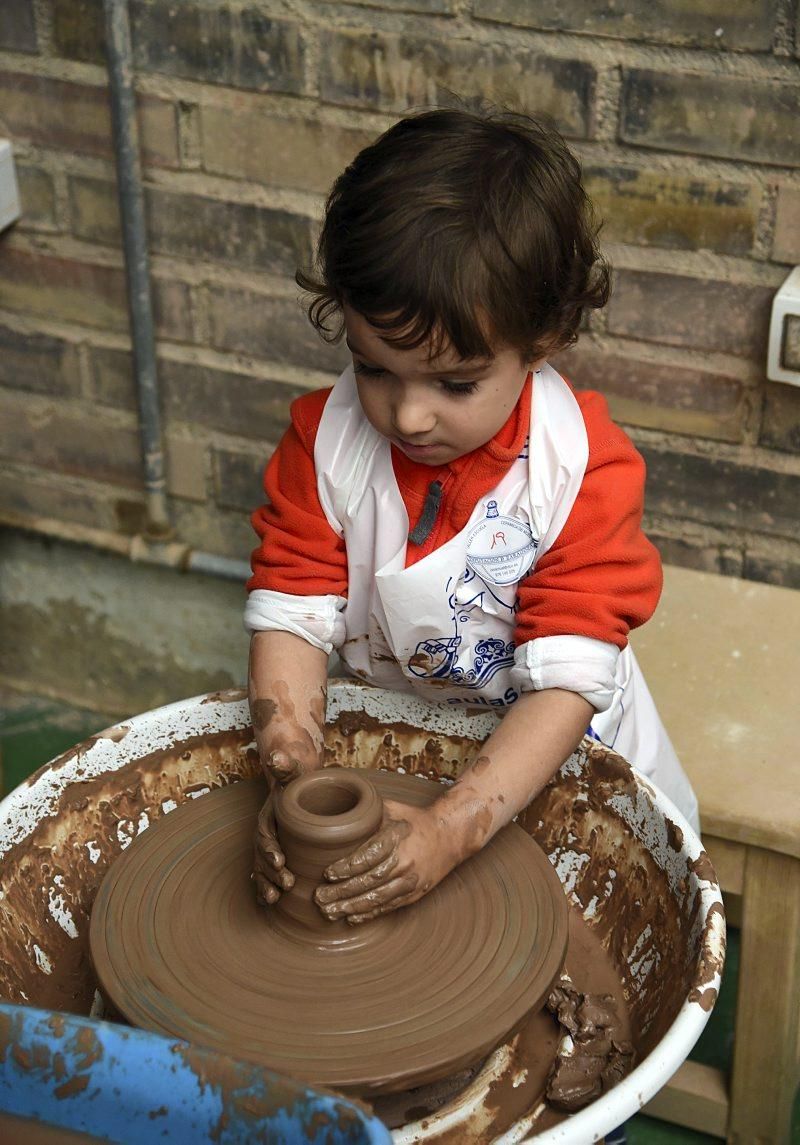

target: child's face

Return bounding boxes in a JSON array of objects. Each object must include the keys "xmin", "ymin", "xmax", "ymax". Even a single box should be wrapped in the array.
[{"xmin": 344, "ymin": 307, "xmax": 536, "ymax": 466}]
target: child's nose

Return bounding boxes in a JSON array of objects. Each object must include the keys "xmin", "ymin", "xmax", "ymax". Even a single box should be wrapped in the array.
[{"xmin": 392, "ymin": 393, "xmax": 436, "ymax": 439}]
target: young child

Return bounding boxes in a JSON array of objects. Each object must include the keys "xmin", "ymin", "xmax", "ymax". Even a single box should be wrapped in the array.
[{"xmin": 246, "ymin": 107, "xmax": 699, "ymax": 924}]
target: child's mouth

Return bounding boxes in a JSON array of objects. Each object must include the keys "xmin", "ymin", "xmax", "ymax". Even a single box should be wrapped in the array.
[{"xmin": 395, "ymin": 438, "xmax": 440, "ymax": 456}]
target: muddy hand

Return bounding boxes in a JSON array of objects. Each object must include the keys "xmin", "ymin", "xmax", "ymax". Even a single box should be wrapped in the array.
[
  {"xmin": 314, "ymin": 799, "xmax": 458, "ymax": 924},
  {"xmin": 264, "ymin": 748, "xmax": 307, "ymax": 786},
  {"xmin": 253, "ymin": 789, "xmax": 295, "ymax": 907}
]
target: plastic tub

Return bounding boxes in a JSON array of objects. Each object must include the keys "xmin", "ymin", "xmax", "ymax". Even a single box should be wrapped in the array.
[{"xmin": 0, "ymin": 681, "xmax": 724, "ymax": 1142}]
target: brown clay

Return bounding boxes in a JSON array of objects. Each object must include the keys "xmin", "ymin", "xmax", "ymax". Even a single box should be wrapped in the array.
[
  {"xmin": 0, "ymin": 1113, "xmax": 106, "ymax": 1143},
  {"xmin": 89, "ymin": 768, "xmax": 569, "ymax": 1096},
  {"xmin": 272, "ymin": 769, "xmax": 385, "ymax": 941}
]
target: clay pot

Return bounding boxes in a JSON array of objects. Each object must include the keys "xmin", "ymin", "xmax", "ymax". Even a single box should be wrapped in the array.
[{"xmin": 273, "ymin": 768, "xmax": 384, "ymax": 941}]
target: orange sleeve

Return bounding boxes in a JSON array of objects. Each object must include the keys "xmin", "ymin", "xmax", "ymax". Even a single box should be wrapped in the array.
[
  {"xmin": 514, "ymin": 390, "xmax": 662, "ymax": 650},
  {"xmin": 247, "ymin": 388, "xmax": 349, "ymax": 597}
]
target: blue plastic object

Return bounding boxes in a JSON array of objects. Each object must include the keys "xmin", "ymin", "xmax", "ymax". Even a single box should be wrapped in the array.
[{"xmin": 0, "ymin": 1002, "xmax": 392, "ymax": 1144}]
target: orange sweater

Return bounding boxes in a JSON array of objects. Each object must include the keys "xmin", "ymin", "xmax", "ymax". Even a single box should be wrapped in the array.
[{"xmin": 249, "ymin": 377, "xmax": 662, "ymax": 650}]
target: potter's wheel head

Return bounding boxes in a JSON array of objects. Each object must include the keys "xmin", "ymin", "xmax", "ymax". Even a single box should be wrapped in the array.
[{"xmin": 89, "ymin": 770, "xmax": 568, "ymax": 1095}]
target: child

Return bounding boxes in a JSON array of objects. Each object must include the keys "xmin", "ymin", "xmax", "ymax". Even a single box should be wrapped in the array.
[{"xmin": 246, "ymin": 107, "xmax": 699, "ymax": 923}]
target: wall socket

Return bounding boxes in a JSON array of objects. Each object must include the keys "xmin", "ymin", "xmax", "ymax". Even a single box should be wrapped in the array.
[
  {"xmin": 767, "ymin": 266, "xmax": 800, "ymax": 388},
  {"xmin": 0, "ymin": 139, "xmax": 22, "ymax": 232}
]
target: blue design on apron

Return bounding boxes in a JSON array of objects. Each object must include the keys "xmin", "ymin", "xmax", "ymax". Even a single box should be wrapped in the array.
[{"xmin": 407, "ymin": 499, "xmax": 531, "ymax": 688}]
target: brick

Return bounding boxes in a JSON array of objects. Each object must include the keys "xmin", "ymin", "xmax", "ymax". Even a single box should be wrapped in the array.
[
  {"xmin": 773, "ymin": 184, "xmax": 800, "ymax": 263},
  {"xmin": 647, "ymin": 529, "xmax": 744, "ymax": 579},
  {"xmin": 15, "ymin": 165, "xmax": 58, "ymax": 231},
  {"xmin": 213, "ymin": 445, "xmax": 268, "ymax": 512},
  {"xmin": 69, "ymin": 176, "xmax": 314, "ymax": 275},
  {"xmin": 160, "ymin": 359, "xmax": 307, "ymax": 442},
  {"xmin": 0, "ymin": 0, "xmax": 38, "ymax": 52},
  {"xmin": 0, "ymin": 466, "xmax": 145, "ymax": 536},
  {"xmin": 584, "ymin": 165, "xmax": 759, "ymax": 256},
  {"xmin": 641, "ymin": 445, "xmax": 800, "ymax": 540},
  {"xmin": 320, "ymin": 30, "xmax": 595, "ymax": 138},
  {"xmin": 620, "ymin": 68, "xmax": 800, "ymax": 167},
  {"xmin": 742, "ymin": 547, "xmax": 800, "ymax": 589},
  {"xmin": 0, "ymin": 390, "xmax": 144, "ymax": 487},
  {"xmin": 606, "ymin": 269, "xmax": 773, "ymax": 361},
  {"xmin": 86, "ymin": 346, "xmax": 312, "ymax": 443},
  {"xmin": 552, "ymin": 347, "xmax": 749, "ymax": 442},
  {"xmin": 51, "ymin": 0, "xmax": 105, "ymax": 64},
  {"xmin": 52, "ymin": 0, "xmax": 310, "ymax": 92},
  {"xmin": 0, "ymin": 247, "xmax": 192, "ymax": 340},
  {"xmin": 759, "ymin": 380, "xmax": 800, "ymax": 453},
  {"xmin": 0, "ymin": 72, "xmax": 178, "ymax": 168},
  {"xmin": 68, "ymin": 175, "xmax": 120, "ymax": 244},
  {"xmin": 474, "ymin": 0, "xmax": 777, "ymax": 51},
  {"xmin": 133, "ymin": 3, "xmax": 308, "ymax": 94},
  {"xmin": 166, "ymin": 435, "xmax": 207, "ymax": 502},
  {"xmin": 171, "ymin": 498, "xmax": 255, "ymax": 560},
  {"xmin": 0, "ymin": 323, "xmax": 82, "ymax": 397},
  {"xmin": 342, "ymin": 0, "xmax": 456, "ymax": 9},
  {"xmin": 207, "ymin": 287, "xmax": 350, "ymax": 374},
  {"xmin": 86, "ymin": 345, "xmax": 137, "ymax": 409},
  {"xmin": 200, "ymin": 106, "xmax": 374, "ymax": 195}
]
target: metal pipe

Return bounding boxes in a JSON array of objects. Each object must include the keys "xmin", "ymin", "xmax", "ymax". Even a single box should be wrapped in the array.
[
  {"xmin": 1, "ymin": 512, "xmax": 251, "ymax": 583},
  {"xmin": 103, "ymin": 0, "xmax": 172, "ymax": 539}
]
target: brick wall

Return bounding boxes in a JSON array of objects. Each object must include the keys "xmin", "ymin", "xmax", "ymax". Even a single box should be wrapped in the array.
[{"xmin": 1, "ymin": 0, "xmax": 799, "ymax": 586}]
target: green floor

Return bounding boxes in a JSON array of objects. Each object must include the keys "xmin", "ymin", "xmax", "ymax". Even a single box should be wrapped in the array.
[{"xmin": 0, "ymin": 688, "xmax": 797, "ymax": 1143}]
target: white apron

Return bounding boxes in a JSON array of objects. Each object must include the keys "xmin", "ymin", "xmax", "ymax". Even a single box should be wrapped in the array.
[{"xmin": 315, "ymin": 365, "xmax": 699, "ymax": 829}]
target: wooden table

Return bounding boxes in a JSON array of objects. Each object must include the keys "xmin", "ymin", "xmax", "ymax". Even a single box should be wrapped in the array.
[{"xmin": 632, "ymin": 566, "xmax": 800, "ymax": 1143}]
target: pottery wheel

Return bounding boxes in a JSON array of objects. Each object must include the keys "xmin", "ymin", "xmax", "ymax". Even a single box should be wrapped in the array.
[{"xmin": 90, "ymin": 769, "xmax": 568, "ymax": 1095}]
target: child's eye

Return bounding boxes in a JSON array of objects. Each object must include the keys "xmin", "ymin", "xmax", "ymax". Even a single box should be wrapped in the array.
[
  {"xmin": 440, "ymin": 380, "xmax": 479, "ymax": 396},
  {"xmin": 353, "ymin": 360, "xmax": 387, "ymax": 378}
]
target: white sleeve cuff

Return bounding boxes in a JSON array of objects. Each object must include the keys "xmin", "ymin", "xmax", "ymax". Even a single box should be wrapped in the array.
[
  {"xmin": 244, "ymin": 589, "xmax": 347, "ymax": 655},
  {"xmin": 510, "ymin": 635, "xmax": 620, "ymax": 713}
]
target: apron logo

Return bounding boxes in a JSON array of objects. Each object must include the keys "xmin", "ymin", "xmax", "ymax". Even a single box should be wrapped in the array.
[
  {"xmin": 465, "ymin": 500, "xmax": 538, "ymax": 587},
  {"xmin": 408, "ymin": 635, "xmax": 514, "ymax": 688}
]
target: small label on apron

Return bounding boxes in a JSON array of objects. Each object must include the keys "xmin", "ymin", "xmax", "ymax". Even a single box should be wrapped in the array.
[{"xmin": 465, "ymin": 500, "xmax": 538, "ymax": 587}]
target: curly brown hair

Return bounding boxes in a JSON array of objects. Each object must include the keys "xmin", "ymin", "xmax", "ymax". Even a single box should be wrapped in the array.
[{"xmin": 297, "ymin": 107, "xmax": 610, "ymax": 363}]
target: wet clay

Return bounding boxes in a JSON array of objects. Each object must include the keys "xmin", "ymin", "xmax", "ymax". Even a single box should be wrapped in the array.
[
  {"xmin": 0, "ymin": 1113, "xmax": 109, "ymax": 1143},
  {"xmin": 89, "ymin": 769, "xmax": 569, "ymax": 1097},
  {"xmin": 372, "ymin": 903, "xmax": 635, "ymax": 1138}
]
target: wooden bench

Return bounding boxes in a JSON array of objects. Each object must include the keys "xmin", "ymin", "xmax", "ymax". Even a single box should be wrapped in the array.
[{"xmin": 631, "ymin": 565, "xmax": 800, "ymax": 1144}]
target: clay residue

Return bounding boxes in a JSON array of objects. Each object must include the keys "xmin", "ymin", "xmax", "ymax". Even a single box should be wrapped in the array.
[
  {"xmin": 0, "ymin": 1113, "xmax": 103, "ymax": 1143},
  {"xmin": 94, "ymin": 725, "xmax": 130, "ymax": 743},
  {"xmin": 688, "ymin": 985, "xmax": 718, "ymax": 1012},
  {"xmin": 664, "ymin": 817, "xmax": 684, "ymax": 854},
  {"xmin": 694, "ymin": 900, "xmax": 726, "ymax": 989},
  {"xmin": 0, "ymin": 727, "xmax": 258, "ymax": 1014},
  {"xmin": 690, "ymin": 850, "xmax": 718, "ymax": 884},
  {"xmin": 171, "ymin": 1042, "xmax": 373, "ymax": 1144},
  {"xmin": 201, "ymin": 689, "xmax": 247, "ymax": 705},
  {"xmin": 518, "ymin": 740, "xmax": 717, "ymax": 1053},
  {"xmin": 324, "ymin": 711, "xmax": 476, "ymax": 782},
  {"xmin": 544, "ymin": 979, "xmax": 635, "ymax": 1111},
  {"xmin": 250, "ymin": 698, "xmax": 277, "ymax": 731},
  {"xmin": 55, "ymin": 1074, "xmax": 90, "ymax": 1099}
]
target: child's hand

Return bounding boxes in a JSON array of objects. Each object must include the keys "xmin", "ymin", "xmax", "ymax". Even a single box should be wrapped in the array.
[
  {"xmin": 262, "ymin": 746, "xmax": 308, "ymax": 786},
  {"xmin": 313, "ymin": 799, "xmax": 459, "ymax": 924},
  {"xmin": 253, "ymin": 788, "xmax": 295, "ymax": 907},
  {"xmin": 252, "ymin": 749, "xmax": 319, "ymax": 907}
]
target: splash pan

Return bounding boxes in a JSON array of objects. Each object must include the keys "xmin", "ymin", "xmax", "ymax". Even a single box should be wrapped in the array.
[{"xmin": 0, "ymin": 681, "xmax": 724, "ymax": 1141}]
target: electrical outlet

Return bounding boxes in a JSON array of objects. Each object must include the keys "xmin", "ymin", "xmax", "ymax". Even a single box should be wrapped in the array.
[
  {"xmin": 0, "ymin": 139, "xmax": 21, "ymax": 232},
  {"xmin": 767, "ymin": 266, "xmax": 800, "ymax": 387}
]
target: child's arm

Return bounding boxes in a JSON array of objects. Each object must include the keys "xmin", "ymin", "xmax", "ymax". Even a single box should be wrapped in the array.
[
  {"xmin": 249, "ymin": 630, "xmax": 329, "ymax": 905},
  {"xmin": 314, "ymin": 688, "xmax": 592, "ymax": 923}
]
